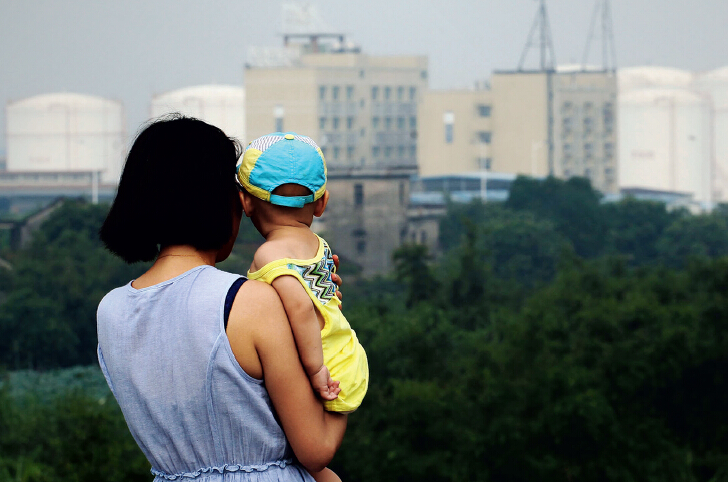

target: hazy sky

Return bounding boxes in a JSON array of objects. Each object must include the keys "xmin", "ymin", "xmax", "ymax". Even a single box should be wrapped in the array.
[{"xmin": 1, "ymin": 0, "xmax": 727, "ymax": 151}]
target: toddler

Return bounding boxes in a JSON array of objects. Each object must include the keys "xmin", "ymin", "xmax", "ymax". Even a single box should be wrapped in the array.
[{"xmin": 236, "ymin": 132, "xmax": 369, "ymax": 414}]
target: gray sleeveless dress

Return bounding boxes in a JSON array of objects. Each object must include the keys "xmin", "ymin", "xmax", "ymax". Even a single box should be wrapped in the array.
[{"xmin": 97, "ymin": 265, "xmax": 315, "ymax": 481}]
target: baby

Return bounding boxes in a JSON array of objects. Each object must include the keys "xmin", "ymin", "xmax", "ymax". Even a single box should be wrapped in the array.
[{"xmin": 236, "ymin": 132, "xmax": 369, "ymax": 414}]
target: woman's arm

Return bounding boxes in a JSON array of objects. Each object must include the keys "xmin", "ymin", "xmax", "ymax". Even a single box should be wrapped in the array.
[{"xmin": 226, "ymin": 280, "xmax": 348, "ymax": 473}]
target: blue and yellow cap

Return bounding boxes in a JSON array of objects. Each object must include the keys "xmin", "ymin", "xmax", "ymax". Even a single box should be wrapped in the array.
[{"xmin": 236, "ymin": 132, "xmax": 327, "ymax": 208}]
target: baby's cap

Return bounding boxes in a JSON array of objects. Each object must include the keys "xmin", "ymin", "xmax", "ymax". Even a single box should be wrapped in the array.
[{"xmin": 236, "ymin": 132, "xmax": 327, "ymax": 208}]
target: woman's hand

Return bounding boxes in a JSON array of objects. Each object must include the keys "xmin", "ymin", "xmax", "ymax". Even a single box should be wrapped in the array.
[{"xmin": 332, "ymin": 254, "xmax": 343, "ymax": 308}]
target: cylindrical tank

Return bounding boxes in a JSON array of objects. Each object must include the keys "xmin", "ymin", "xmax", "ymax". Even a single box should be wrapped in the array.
[
  {"xmin": 619, "ymin": 66, "xmax": 694, "ymax": 92},
  {"xmin": 619, "ymin": 87, "xmax": 712, "ymax": 203},
  {"xmin": 695, "ymin": 66, "xmax": 728, "ymax": 202},
  {"xmin": 150, "ymin": 85, "xmax": 246, "ymax": 143},
  {"xmin": 6, "ymin": 93, "xmax": 126, "ymax": 184}
]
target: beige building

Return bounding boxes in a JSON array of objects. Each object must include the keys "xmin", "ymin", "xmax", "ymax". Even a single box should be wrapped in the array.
[
  {"xmin": 245, "ymin": 47, "xmax": 427, "ymax": 173},
  {"xmin": 418, "ymin": 68, "xmax": 618, "ymax": 194},
  {"xmin": 418, "ymin": 88, "xmax": 493, "ymax": 176},
  {"xmin": 245, "ymin": 43, "xmax": 427, "ymax": 275},
  {"xmin": 491, "ymin": 68, "xmax": 618, "ymax": 193}
]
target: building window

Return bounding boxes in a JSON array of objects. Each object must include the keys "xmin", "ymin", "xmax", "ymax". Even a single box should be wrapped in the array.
[
  {"xmin": 477, "ymin": 104, "xmax": 492, "ymax": 117},
  {"xmin": 372, "ymin": 117, "xmax": 380, "ymax": 129},
  {"xmin": 409, "ymin": 86, "xmax": 417, "ymax": 101},
  {"xmin": 420, "ymin": 230, "xmax": 427, "ymax": 244},
  {"xmin": 384, "ymin": 86, "xmax": 392, "ymax": 100},
  {"xmin": 320, "ymin": 146, "xmax": 327, "ymax": 158},
  {"xmin": 399, "ymin": 181, "xmax": 405, "ymax": 205},
  {"xmin": 562, "ymin": 116, "xmax": 573, "ymax": 135},
  {"xmin": 409, "ymin": 144, "xmax": 417, "ymax": 158},
  {"xmin": 385, "ymin": 117, "xmax": 393, "ymax": 129},
  {"xmin": 354, "ymin": 183, "xmax": 364, "ymax": 207},
  {"xmin": 332, "ymin": 86, "xmax": 340, "ymax": 100},
  {"xmin": 347, "ymin": 116, "xmax": 355, "ymax": 130},
  {"xmin": 409, "ymin": 116, "xmax": 417, "ymax": 130},
  {"xmin": 333, "ymin": 146, "xmax": 340, "ymax": 159},
  {"xmin": 478, "ymin": 157, "xmax": 492, "ymax": 170},
  {"xmin": 444, "ymin": 111, "xmax": 454, "ymax": 144},
  {"xmin": 372, "ymin": 146, "xmax": 380, "ymax": 158},
  {"xmin": 332, "ymin": 117, "xmax": 340, "ymax": 130},
  {"xmin": 397, "ymin": 116, "xmax": 405, "ymax": 130},
  {"xmin": 319, "ymin": 117, "xmax": 326, "ymax": 130},
  {"xmin": 398, "ymin": 145, "xmax": 405, "ymax": 158},
  {"xmin": 583, "ymin": 117, "xmax": 594, "ymax": 135},
  {"xmin": 604, "ymin": 142, "xmax": 614, "ymax": 159},
  {"xmin": 445, "ymin": 124, "xmax": 454, "ymax": 144},
  {"xmin": 421, "ymin": 70, "xmax": 428, "ymax": 79},
  {"xmin": 360, "ymin": 128, "xmax": 366, "ymax": 137},
  {"xmin": 346, "ymin": 85, "xmax": 354, "ymax": 100},
  {"xmin": 384, "ymin": 146, "xmax": 392, "ymax": 158},
  {"xmin": 603, "ymin": 102, "xmax": 615, "ymax": 134},
  {"xmin": 347, "ymin": 146, "xmax": 355, "ymax": 159},
  {"xmin": 371, "ymin": 86, "xmax": 379, "ymax": 100},
  {"xmin": 477, "ymin": 131, "xmax": 492, "ymax": 144},
  {"xmin": 397, "ymin": 86, "xmax": 405, "ymax": 100}
]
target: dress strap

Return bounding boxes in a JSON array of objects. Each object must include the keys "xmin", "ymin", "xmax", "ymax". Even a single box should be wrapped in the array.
[{"xmin": 224, "ymin": 277, "xmax": 247, "ymax": 330}]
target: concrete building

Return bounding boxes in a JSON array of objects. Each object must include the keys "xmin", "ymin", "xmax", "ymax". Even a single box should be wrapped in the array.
[
  {"xmin": 694, "ymin": 66, "xmax": 728, "ymax": 203},
  {"xmin": 6, "ymin": 93, "xmax": 126, "ymax": 185},
  {"xmin": 245, "ymin": 31, "xmax": 427, "ymax": 276},
  {"xmin": 416, "ymin": 67, "xmax": 617, "ymax": 194},
  {"xmin": 418, "ymin": 87, "xmax": 493, "ymax": 176},
  {"xmin": 2, "ymin": 93, "xmax": 125, "ymax": 214},
  {"xmin": 489, "ymin": 67, "xmax": 618, "ymax": 193},
  {"xmin": 245, "ymin": 48, "xmax": 426, "ymax": 173},
  {"xmin": 151, "ymin": 85, "xmax": 246, "ymax": 142},
  {"xmin": 617, "ymin": 66, "xmax": 721, "ymax": 207}
]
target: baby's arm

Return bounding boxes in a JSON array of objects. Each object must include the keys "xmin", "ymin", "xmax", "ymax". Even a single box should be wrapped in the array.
[{"xmin": 271, "ymin": 275, "xmax": 340, "ymax": 401}]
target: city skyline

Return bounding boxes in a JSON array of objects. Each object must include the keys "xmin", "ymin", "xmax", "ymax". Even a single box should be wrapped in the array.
[{"xmin": 1, "ymin": 0, "xmax": 727, "ymax": 151}]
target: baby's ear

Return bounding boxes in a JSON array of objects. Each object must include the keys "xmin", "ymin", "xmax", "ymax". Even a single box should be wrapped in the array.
[
  {"xmin": 313, "ymin": 190, "xmax": 329, "ymax": 217},
  {"xmin": 239, "ymin": 190, "xmax": 255, "ymax": 218}
]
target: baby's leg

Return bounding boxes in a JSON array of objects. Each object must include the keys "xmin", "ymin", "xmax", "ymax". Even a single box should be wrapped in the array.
[{"xmin": 310, "ymin": 467, "xmax": 341, "ymax": 482}]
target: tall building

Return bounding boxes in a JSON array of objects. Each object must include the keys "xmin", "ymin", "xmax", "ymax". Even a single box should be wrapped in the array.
[
  {"xmin": 244, "ymin": 20, "xmax": 427, "ymax": 275},
  {"xmin": 418, "ymin": 86, "xmax": 493, "ymax": 176},
  {"xmin": 490, "ymin": 68, "xmax": 618, "ymax": 193},
  {"xmin": 416, "ymin": 68, "xmax": 618, "ymax": 194}
]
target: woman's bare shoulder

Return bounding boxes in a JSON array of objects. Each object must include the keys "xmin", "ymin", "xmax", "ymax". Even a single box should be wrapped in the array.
[{"xmin": 227, "ymin": 279, "xmax": 289, "ymax": 379}]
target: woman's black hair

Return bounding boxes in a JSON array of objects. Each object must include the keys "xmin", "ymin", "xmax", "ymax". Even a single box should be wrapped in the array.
[{"xmin": 100, "ymin": 114, "xmax": 242, "ymax": 263}]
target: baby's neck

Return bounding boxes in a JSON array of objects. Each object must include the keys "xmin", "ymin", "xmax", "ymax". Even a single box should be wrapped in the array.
[{"xmin": 263, "ymin": 223, "xmax": 313, "ymax": 242}]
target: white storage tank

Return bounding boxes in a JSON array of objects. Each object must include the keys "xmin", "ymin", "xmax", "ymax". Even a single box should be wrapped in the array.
[
  {"xmin": 694, "ymin": 66, "xmax": 728, "ymax": 202},
  {"xmin": 6, "ymin": 93, "xmax": 126, "ymax": 184},
  {"xmin": 619, "ymin": 66, "xmax": 694, "ymax": 92},
  {"xmin": 151, "ymin": 85, "xmax": 246, "ymax": 143},
  {"xmin": 619, "ymin": 87, "xmax": 712, "ymax": 204}
]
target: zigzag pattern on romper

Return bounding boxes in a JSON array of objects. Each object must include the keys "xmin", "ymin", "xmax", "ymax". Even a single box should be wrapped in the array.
[{"xmin": 298, "ymin": 244, "xmax": 336, "ymax": 304}]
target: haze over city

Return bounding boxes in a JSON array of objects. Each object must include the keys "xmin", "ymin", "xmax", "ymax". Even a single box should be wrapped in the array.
[{"xmin": 1, "ymin": 0, "xmax": 727, "ymax": 151}]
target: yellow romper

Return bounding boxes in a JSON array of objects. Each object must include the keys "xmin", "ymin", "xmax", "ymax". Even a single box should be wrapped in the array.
[{"xmin": 247, "ymin": 235, "xmax": 369, "ymax": 412}]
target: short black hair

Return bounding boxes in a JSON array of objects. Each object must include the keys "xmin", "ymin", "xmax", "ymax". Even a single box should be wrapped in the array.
[{"xmin": 100, "ymin": 115, "xmax": 242, "ymax": 263}]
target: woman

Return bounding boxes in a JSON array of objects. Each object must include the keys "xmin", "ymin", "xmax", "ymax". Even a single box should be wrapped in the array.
[{"xmin": 97, "ymin": 115, "xmax": 346, "ymax": 481}]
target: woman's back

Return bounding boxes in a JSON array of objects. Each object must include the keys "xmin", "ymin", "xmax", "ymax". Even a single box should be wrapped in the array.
[{"xmin": 97, "ymin": 265, "xmax": 313, "ymax": 481}]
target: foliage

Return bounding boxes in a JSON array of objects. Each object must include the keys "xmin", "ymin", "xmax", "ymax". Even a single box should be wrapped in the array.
[
  {"xmin": 2, "ymin": 181, "xmax": 728, "ymax": 481},
  {"xmin": 0, "ymin": 367, "xmax": 149, "ymax": 482}
]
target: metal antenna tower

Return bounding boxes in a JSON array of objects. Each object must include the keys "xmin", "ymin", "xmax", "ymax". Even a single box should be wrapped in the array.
[
  {"xmin": 518, "ymin": 0, "xmax": 556, "ymax": 71},
  {"xmin": 582, "ymin": 0, "xmax": 617, "ymax": 71}
]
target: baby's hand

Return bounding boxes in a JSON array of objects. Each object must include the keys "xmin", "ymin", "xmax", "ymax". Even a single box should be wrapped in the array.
[{"xmin": 309, "ymin": 365, "xmax": 341, "ymax": 401}]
